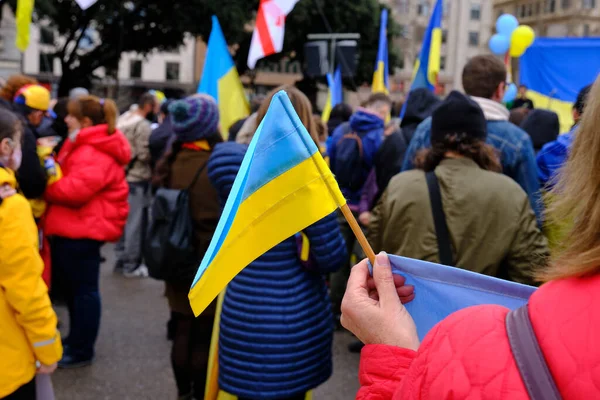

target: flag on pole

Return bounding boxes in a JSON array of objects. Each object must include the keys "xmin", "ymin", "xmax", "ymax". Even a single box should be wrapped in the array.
[
  {"xmin": 189, "ymin": 90, "xmax": 346, "ymax": 316},
  {"xmin": 322, "ymin": 65, "xmax": 342, "ymax": 122},
  {"xmin": 74, "ymin": 0, "xmax": 98, "ymax": 10},
  {"xmin": 400, "ymin": 0, "xmax": 443, "ymax": 117},
  {"xmin": 247, "ymin": 0, "xmax": 300, "ymax": 69},
  {"xmin": 382, "ymin": 255, "xmax": 535, "ymax": 340},
  {"xmin": 15, "ymin": 0, "xmax": 34, "ymax": 52},
  {"xmin": 199, "ymin": 16, "xmax": 250, "ymax": 137},
  {"xmin": 372, "ymin": 9, "xmax": 389, "ymax": 94}
]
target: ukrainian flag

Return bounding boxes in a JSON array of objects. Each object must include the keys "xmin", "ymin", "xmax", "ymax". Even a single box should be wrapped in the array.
[
  {"xmin": 372, "ymin": 9, "xmax": 389, "ymax": 94},
  {"xmin": 410, "ymin": 0, "xmax": 443, "ymax": 91},
  {"xmin": 520, "ymin": 37, "xmax": 600, "ymax": 132},
  {"xmin": 189, "ymin": 90, "xmax": 346, "ymax": 316},
  {"xmin": 198, "ymin": 16, "xmax": 250, "ymax": 137},
  {"xmin": 15, "ymin": 0, "xmax": 34, "ymax": 52},
  {"xmin": 322, "ymin": 65, "xmax": 342, "ymax": 122}
]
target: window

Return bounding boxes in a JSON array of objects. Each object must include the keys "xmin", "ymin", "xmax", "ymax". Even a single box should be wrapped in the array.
[
  {"xmin": 40, "ymin": 27, "xmax": 54, "ymax": 45},
  {"xmin": 536, "ymin": 2, "xmax": 542, "ymax": 14},
  {"xmin": 470, "ymin": 3, "xmax": 481, "ymax": 20},
  {"xmin": 584, "ymin": 24, "xmax": 590, "ymax": 36},
  {"xmin": 545, "ymin": 0, "xmax": 556, "ymax": 12},
  {"xmin": 166, "ymin": 62, "xmax": 180, "ymax": 81},
  {"xmin": 399, "ymin": 24, "xmax": 407, "ymax": 38},
  {"xmin": 583, "ymin": 0, "xmax": 596, "ymax": 9},
  {"xmin": 417, "ymin": 1, "xmax": 429, "ymax": 16},
  {"xmin": 39, "ymin": 53, "xmax": 54, "ymax": 73},
  {"xmin": 130, "ymin": 60, "xmax": 142, "ymax": 79},
  {"xmin": 444, "ymin": 0, "xmax": 451, "ymax": 17},
  {"xmin": 528, "ymin": 3, "xmax": 534, "ymax": 15},
  {"xmin": 561, "ymin": 0, "xmax": 570, "ymax": 8},
  {"xmin": 440, "ymin": 56, "xmax": 446, "ymax": 71},
  {"xmin": 395, "ymin": 0, "xmax": 409, "ymax": 14},
  {"xmin": 468, "ymin": 31, "xmax": 480, "ymax": 46},
  {"xmin": 442, "ymin": 29, "xmax": 448, "ymax": 44}
]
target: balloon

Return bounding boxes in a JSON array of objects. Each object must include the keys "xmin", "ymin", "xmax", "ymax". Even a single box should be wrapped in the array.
[
  {"xmin": 496, "ymin": 14, "xmax": 519, "ymax": 36},
  {"xmin": 510, "ymin": 44, "xmax": 527, "ymax": 58},
  {"xmin": 512, "ymin": 25, "xmax": 536, "ymax": 47},
  {"xmin": 503, "ymin": 83, "xmax": 518, "ymax": 103},
  {"xmin": 489, "ymin": 34, "xmax": 511, "ymax": 55}
]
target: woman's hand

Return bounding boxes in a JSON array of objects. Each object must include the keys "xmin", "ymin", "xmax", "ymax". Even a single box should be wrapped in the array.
[
  {"xmin": 341, "ymin": 252, "xmax": 420, "ymax": 351},
  {"xmin": 0, "ymin": 184, "xmax": 16, "ymax": 200},
  {"xmin": 37, "ymin": 362, "xmax": 57, "ymax": 374},
  {"xmin": 358, "ymin": 211, "xmax": 372, "ymax": 227}
]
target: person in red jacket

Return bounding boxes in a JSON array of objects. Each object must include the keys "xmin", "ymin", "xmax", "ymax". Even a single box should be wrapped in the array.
[
  {"xmin": 341, "ymin": 75, "xmax": 600, "ymax": 399},
  {"xmin": 45, "ymin": 96, "xmax": 130, "ymax": 369}
]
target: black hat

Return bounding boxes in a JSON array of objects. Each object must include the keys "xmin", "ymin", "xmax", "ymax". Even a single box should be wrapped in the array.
[{"xmin": 431, "ymin": 91, "xmax": 487, "ymax": 145}]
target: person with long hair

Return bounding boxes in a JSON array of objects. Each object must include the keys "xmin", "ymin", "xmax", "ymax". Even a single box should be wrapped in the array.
[
  {"xmin": 44, "ymin": 96, "xmax": 130, "ymax": 368},
  {"xmin": 341, "ymin": 75, "xmax": 600, "ymax": 399},
  {"xmin": 207, "ymin": 86, "xmax": 346, "ymax": 400},
  {"xmin": 0, "ymin": 108, "xmax": 62, "ymax": 399},
  {"xmin": 153, "ymin": 95, "xmax": 222, "ymax": 400},
  {"xmin": 368, "ymin": 91, "xmax": 548, "ymax": 282}
]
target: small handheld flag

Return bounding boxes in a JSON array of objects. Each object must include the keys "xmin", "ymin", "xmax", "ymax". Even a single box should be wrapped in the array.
[
  {"xmin": 198, "ymin": 16, "xmax": 250, "ymax": 136},
  {"xmin": 15, "ymin": 0, "xmax": 34, "ymax": 52},
  {"xmin": 322, "ymin": 65, "xmax": 343, "ymax": 122},
  {"xmin": 372, "ymin": 9, "xmax": 390, "ymax": 94},
  {"xmin": 189, "ymin": 90, "xmax": 368, "ymax": 316}
]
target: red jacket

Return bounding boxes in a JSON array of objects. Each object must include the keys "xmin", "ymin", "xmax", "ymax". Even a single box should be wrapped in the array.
[
  {"xmin": 45, "ymin": 124, "xmax": 130, "ymax": 242},
  {"xmin": 358, "ymin": 274, "xmax": 600, "ymax": 399}
]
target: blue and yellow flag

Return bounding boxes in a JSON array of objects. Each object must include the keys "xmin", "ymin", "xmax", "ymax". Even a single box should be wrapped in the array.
[
  {"xmin": 410, "ymin": 0, "xmax": 443, "ymax": 91},
  {"xmin": 198, "ymin": 16, "xmax": 250, "ymax": 137},
  {"xmin": 520, "ymin": 37, "xmax": 600, "ymax": 132},
  {"xmin": 322, "ymin": 65, "xmax": 342, "ymax": 122},
  {"xmin": 15, "ymin": 0, "xmax": 34, "ymax": 52},
  {"xmin": 189, "ymin": 90, "xmax": 346, "ymax": 316},
  {"xmin": 372, "ymin": 9, "xmax": 389, "ymax": 94}
]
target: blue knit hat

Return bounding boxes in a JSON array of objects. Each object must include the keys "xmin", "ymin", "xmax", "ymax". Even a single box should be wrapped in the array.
[{"xmin": 169, "ymin": 95, "xmax": 219, "ymax": 142}]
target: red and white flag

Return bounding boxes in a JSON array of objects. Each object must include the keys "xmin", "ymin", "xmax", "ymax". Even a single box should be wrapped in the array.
[{"xmin": 247, "ymin": 0, "xmax": 300, "ymax": 69}]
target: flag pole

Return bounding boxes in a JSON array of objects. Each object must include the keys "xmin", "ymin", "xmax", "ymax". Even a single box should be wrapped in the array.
[{"xmin": 340, "ymin": 204, "xmax": 376, "ymax": 265}]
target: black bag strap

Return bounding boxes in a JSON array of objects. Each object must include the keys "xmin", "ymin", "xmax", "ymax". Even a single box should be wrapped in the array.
[
  {"xmin": 186, "ymin": 162, "xmax": 209, "ymax": 191},
  {"xmin": 506, "ymin": 305, "xmax": 562, "ymax": 400},
  {"xmin": 425, "ymin": 171, "xmax": 453, "ymax": 266}
]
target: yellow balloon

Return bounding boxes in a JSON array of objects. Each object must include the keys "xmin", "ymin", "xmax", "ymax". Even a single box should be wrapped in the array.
[
  {"xmin": 510, "ymin": 25, "xmax": 535, "ymax": 57},
  {"xmin": 510, "ymin": 43, "xmax": 527, "ymax": 58}
]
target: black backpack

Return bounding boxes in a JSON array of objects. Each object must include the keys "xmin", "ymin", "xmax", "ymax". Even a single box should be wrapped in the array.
[
  {"xmin": 144, "ymin": 163, "xmax": 207, "ymax": 283},
  {"xmin": 334, "ymin": 132, "xmax": 364, "ymax": 192}
]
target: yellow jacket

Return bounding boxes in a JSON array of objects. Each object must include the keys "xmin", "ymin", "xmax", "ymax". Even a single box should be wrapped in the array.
[{"xmin": 0, "ymin": 167, "xmax": 62, "ymax": 397}]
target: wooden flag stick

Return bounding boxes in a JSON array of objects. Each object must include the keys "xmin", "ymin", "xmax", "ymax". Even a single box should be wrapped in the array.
[{"xmin": 340, "ymin": 203, "xmax": 376, "ymax": 266}]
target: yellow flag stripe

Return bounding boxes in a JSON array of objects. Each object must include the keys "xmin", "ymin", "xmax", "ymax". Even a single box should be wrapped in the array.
[
  {"xmin": 218, "ymin": 67, "xmax": 250, "ymax": 139},
  {"xmin": 189, "ymin": 153, "xmax": 344, "ymax": 315},
  {"xmin": 15, "ymin": 0, "xmax": 34, "ymax": 52},
  {"xmin": 527, "ymin": 90, "xmax": 574, "ymax": 133}
]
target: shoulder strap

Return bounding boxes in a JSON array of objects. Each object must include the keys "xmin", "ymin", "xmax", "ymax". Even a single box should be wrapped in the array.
[
  {"xmin": 506, "ymin": 305, "xmax": 562, "ymax": 400},
  {"xmin": 337, "ymin": 132, "xmax": 364, "ymax": 157},
  {"xmin": 425, "ymin": 171, "xmax": 453, "ymax": 266},
  {"xmin": 187, "ymin": 162, "xmax": 209, "ymax": 191}
]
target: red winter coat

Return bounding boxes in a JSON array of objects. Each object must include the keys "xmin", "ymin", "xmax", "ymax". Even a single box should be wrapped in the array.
[
  {"xmin": 358, "ymin": 274, "xmax": 600, "ymax": 399},
  {"xmin": 45, "ymin": 124, "xmax": 130, "ymax": 242}
]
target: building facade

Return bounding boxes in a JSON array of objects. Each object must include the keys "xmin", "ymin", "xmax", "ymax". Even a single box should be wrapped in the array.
[
  {"xmin": 0, "ymin": 4, "xmax": 22, "ymax": 81},
  {"xmin": 493, "ymin": 0, "xmax": 600, "ymax": 37},
  {"xmin": 384, "ymin": 0, "xmax": 494, "ymax": 93}
]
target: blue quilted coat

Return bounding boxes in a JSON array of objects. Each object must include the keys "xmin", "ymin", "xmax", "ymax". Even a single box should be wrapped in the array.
[{"xmin": 208, "ymin": 142, "xmax": 347, "ymax": 400}]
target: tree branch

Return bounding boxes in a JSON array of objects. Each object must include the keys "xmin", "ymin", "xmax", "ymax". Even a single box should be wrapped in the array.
[{"xmin": 65, "ymin": 19, "xmax": 91, "ymax": 67}]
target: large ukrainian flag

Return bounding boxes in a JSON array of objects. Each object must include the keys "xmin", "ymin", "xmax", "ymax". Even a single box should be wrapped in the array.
[
  {"xmin": 372, "ymin": 9, "xmax": 389, "ymax": 94},
  {"xmin": 189, "ymin": 90, "xmax": 346, "ymax": 316},
  {"xmin": 520, "ymin": 37, "xmax": 600, "ymax": 133},
  {"xmin": 198, "ymin": 16, "xmax": 250, "ymax": 137},
  {"xmin": 410, "ymin": 0, "xmax": 443, "ymax": 91}
]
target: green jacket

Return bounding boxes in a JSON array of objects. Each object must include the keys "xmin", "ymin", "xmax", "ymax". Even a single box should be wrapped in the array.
[{"xmin": 368, "ymin": 158, "xmax": 548, "ymax": 284}]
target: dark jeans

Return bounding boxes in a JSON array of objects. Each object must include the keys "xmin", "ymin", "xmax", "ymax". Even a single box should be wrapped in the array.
[
  {"xmin": 2, "ymin": 379, "xmax": 35, "ymax": 400},
  {"xmin": 52, "ymin": 237, "xmax": 102, "ymax": 360},
  {"xmin": 170, "ymin": 312, "xmax": 215, "ymax": 399}
]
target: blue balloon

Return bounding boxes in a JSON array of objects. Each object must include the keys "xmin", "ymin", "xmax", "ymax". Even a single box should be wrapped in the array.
[
  {"xmin": 503, "ymin": 83, "xmax": 518, "ymax": 103},
  {"xmin": 489, "ymin": 34, "xmax": 511, "ymax": 55},
  {"xmin": 496, "ymin": 14, "xmax": 519, "ymax": 36}
]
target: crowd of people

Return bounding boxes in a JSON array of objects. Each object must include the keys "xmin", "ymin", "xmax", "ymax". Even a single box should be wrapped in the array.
[{"xmin": 0, "ymin": 50, "xmax": 597, "ymax": 400}]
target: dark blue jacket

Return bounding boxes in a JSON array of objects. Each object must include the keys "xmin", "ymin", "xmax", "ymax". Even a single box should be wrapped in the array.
[
  {"xmin": 402, "ymin": 117, "xmax": 543, "ymax": 223},
  {"xmin": 536, "ymin": 126, "xmax": 576, "ymax": 189},
  {"xmin": 327, "ymin": 110, "xmax": 384, "ymax": 205},
  {"xmin": 208, "ymin": 142, "xmax": 346, "ymax": 399}
]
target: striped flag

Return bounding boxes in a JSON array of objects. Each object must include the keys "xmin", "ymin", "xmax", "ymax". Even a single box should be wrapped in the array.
[{"xmin": 247, "ymin": 0, "xmax": 300, "ymax": 69}]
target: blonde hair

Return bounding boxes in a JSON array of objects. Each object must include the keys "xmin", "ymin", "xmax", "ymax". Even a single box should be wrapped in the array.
[
  {"xmin": 67, "ymin": 95, "xmax": 118, "ymax": 134},
  {"xmin": 543, "ymin": 75, "xmax": 600, "ymax": 281},
  {"xmin": 255, "ymin": 85, "xmax": 318, "ymax": 145}
]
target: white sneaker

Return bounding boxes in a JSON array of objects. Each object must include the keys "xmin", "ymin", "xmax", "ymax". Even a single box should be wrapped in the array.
[{"xmin": 123, "ymin": 265, "xmax": 149, "ymax": 278}]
